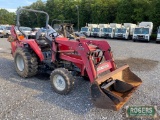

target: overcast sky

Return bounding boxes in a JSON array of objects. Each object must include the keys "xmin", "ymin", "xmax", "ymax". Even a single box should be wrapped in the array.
[{"xmin": 0, "ymin": 0, "xmax": 46, "ymax": 12}]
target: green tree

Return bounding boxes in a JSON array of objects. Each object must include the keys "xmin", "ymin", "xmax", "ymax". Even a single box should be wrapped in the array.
[
  {"xmin": 132, "ymin": 0, "xmax": 151, "ymax": 23},
  {"xmin": 149, "ymin": 0, "xmax": 160, "ymax": 32},
  {"xmin": 18, "ymin": 0, "xmax": 46, "ymax": 27},
  {"xmin": 0, "ymin": 9, "xmax": 15, "ymax": 25},
  {"xmin": 116, "ymin": 0, "xmax": 134, "ymax": 23}
]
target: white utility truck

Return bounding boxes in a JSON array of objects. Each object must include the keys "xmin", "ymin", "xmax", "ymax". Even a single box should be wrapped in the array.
[
  {"xmin": 102, "ymin": 23, "xmax": 121, "ymax": 39},
  {"xmin": 98, "ymin": 24, "xmax": 109, "ymax": 38},
  {"xmin": 114, "ymin": 23, "xmax": 137, "ymax": 40},
  {"xmin": 132, "ymin": 22, "xmax": 153, "ymax": 42},
  {"xmin": 90, "ymin": 24, "xmax": 99, "ymax": 37},
  {"xmin": 80, "ymin": 24, "xmax": 97, "ymax": 37}
]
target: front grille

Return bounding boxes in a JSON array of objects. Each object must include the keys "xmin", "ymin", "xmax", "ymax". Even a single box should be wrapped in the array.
[
  {"xmin": 138, "ymin": 35, "xmax": 145, "ymax": 39},
  {"xmin": 93, "ymin": 33, "xmax": 98, "ymax": 36},
  {"xmin": 104, "ymin": 34, "xmax": 109, "ymax": 37},
  {"xmin": 118, "ymin": 34, "xmax": 123, "ymax": 37},
  {"xmin": 83, "ymin": 32, "xmax": 87, "ymax": 36}
]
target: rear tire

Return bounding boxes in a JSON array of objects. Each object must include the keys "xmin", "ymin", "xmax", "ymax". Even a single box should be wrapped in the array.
[
  {"xmin": 14, "ymin": 48, "xmax": 38, "ymax": 78},
  {"xmin": 50, "ymin": 68, "xmax": 75, "ymax": 95}
]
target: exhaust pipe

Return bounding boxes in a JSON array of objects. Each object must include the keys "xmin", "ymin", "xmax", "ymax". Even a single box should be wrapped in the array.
[{"xmin": 91, "ymin": 65, "xmax": 142, "ymax": 111}]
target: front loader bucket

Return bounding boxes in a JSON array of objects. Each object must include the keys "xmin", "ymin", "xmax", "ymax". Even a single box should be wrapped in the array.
[{"xmin": 91, "ymin": 65, "xmax": 142, "ymax": 111}]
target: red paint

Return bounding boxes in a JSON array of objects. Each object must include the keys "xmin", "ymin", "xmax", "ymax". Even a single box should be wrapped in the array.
[{"xmin": 9, "ymin": 26, "xmax": 117, "ymax": 83}]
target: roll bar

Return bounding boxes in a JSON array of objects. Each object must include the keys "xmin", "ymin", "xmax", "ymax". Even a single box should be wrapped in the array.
[{"xmin": 16, "ymin": 8, "xmax": 49, "ymax": 38}]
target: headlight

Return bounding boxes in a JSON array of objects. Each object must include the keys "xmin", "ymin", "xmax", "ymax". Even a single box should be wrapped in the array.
[{"xmin": 145, "ymin": 36, "xmax": 148, "ymax": 39}]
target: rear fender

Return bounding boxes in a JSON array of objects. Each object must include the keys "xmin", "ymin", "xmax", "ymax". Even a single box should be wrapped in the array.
[
  {"xmin": 22, "ymin": 39, "xmax": 44, "ymax": 61},
  {"xmin": 9, "ymin": 26, "xmax": 18, "ymax": 55},
  {"xmin": 9, "ymin": 26, "xmax": 44, "ymax": 61}
]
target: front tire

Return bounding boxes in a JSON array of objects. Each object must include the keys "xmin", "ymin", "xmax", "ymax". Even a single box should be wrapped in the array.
[
  {"xmin": 50, "ymin": 68, "xmax": 75, "ymax": 95},
  {"xmin": 14, "ymin": 48, "xmax": 38, "ymax": 78}
]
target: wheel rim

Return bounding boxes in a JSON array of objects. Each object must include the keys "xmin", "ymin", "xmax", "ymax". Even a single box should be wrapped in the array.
[
  {"xmin": 53, "ymin": 74, "xmax": 66, "ymax": 91},
  {"xmin": 16, "ymin": 54, "xmax": 25, "ymax": 72}
]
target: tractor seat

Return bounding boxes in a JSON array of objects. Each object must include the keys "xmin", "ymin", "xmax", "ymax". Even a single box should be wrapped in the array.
[
  {"xmin": 36, "ymin": 29, "xmax": 50, "ymax": 47},
  {"xmin": 36, "ymin": 36, "xmax": 49, "ymax": 47}
]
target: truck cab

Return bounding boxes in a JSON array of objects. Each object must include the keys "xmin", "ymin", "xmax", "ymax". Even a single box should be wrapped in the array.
[
  {"xmin": 80, "ymin": 24, "xmax": 98, "ymax": 37},
  {"xmin": 101, "ymin": 27, "xmax": 114, "ymax": 38},
  {"xmin": 114, "ymin": 23, "xmax": 137, "ymax": 40},
  {"xmin": 91, "ymin": 27, "xmax": 100, "ymax": 37},
  {"xmin": 80, "ymin": 27, "xmax": 91, "ymax": 37},
  {"xmin": 133, "ymin": 27, "xmax": 150, "ymax": 41},
  {"xmin": 132, "ymin": 22, "xmax": 153, "ymax": 42},
  {"xmin": 114, "ymin": 27, "xmax": 127, "ymax": 39},
  {"xmin": 106, "ymin": 23, "xmax": 122, "ymax": 39},
  {"xmin": 98, "ymin": 24, "xmax": 109, "ymax": 38}
]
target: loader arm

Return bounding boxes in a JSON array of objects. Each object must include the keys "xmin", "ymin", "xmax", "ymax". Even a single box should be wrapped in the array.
[
  {"xmin": 56, "ymin": 38, "xmax": 116, "ymax": 83},
  {"xmin": 56, "ymin": 37, "xmax": 142, "ymax": 111},
  {"xmin": 79, "ymin": 39, "xmax": 117, "ymax": 71},
  {"xmin": 56, "ymin": 38, "xmax": 96, "ymax": 82}
]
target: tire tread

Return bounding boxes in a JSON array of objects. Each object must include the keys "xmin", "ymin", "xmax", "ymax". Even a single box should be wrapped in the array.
[{"xmin": 14, "ymin": 48, "xmax": 38, "ymax": 78}]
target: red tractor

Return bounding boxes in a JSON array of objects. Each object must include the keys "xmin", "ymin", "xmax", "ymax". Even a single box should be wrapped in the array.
[{"xmin": 8, "ymin": 8, "xmax": 142, "ymax": 111}]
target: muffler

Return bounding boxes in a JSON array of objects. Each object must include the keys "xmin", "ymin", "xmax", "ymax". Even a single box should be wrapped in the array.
[{"xmin": 91, "ymin": 65, "xmax": 142, "ymax": 111}]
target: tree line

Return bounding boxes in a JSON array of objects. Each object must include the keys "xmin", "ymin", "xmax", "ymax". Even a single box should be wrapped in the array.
[
  {"xmin": 1, "ymin": 0, "xmax": 160, "ymax": 32},
  {"xmin": 0, "ymin": 9, "xmax": 15, "ymax": 25}
]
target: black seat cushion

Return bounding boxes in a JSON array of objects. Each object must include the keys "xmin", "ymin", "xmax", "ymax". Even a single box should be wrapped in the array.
[{"xmin": 36, "ymin": 36, "xmax": 49, "ymax": 47}]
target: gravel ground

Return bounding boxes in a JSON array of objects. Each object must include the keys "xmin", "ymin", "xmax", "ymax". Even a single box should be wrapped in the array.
[{"xmin": 0, "ymin": 38, "xmax": 160, "ymax": 120}]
